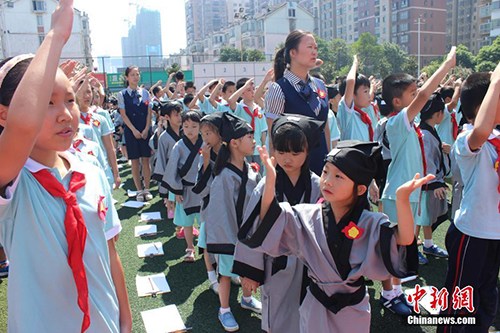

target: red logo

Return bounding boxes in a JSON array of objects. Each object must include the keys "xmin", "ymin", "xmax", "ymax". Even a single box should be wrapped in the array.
[
  {"xmin": 341, "ymin": 222, "xmax": 364, "ymax": 240},
  {"xmin": 92, "ymin": 119, "xmax": 101, "ymax": 127},
  {"xmin": 250, "ymin": 162, "xmax": 260, "ymax": 173},
  {"xmin": 318, "ymin": 90, "xmax": 327, "ymax": 99},
  {"xmin": 97, "ymin": 195, "xmax": 108, "ymax": 221}
]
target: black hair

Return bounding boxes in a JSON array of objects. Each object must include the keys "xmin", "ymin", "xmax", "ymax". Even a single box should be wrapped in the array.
[
  {"xmin": 274, "ymin": 30, "xmax": 313, "ymax": 81},
  {"xmin": 382, "ymin": 73, "xmax": 416, "ymax": 111},
  {"xmin": 440, "ymin": 86, "xmax": 455, "ymax": 100},
  {"xmin": 124, "ymin": 65, "xmax": 139, "ymax": 87},
  {"xmin": 222, "ymin": 81, "xmax": 236, "ymax": 93},
  {"xmin": 175, "ymin": 71, "xmax": 184, "ymax": 81},
  {"xmin": 183, "ymin": 93, "xmax": 195, "ymax": 106},
  {"xmin": 185, "ymin": 81, "xmax": 195, "ymax": 89},
  {"xmin": 236, "ymin": 77, "xmax": 250, "ymax": 90},
  {"xmin": 181, "ymin": 110, "xmax": 202, "ymax": 124},
  {"xmin": 200, "ymin": 120, "xmax": 220, "ymax": 134},
  {"xmin": 338, "ymin": 74, "xmax": 370, "ymax": 97},
  {"xmin": 213, "ymin": 143, "xmax": 230, "ymax": 176},
  {"xmin": 420, "ymin": 93, "xmax": 445, "ymax": 122},
  {"xmin": 327, "ymin": 85, "xmax": 339, "ymax": 100},
  {"xmin": 272, "ymin": 123, "xmax": 308, "ymax": 153},
  {"xmin": 209, "ymin": 81, "xmax": 218, "ymax": 90},
  {"xmin": 0, "ymin": 57, "xmax": 33, "ymax": 106},
  {"xmin": 152, "ymin": 86, "xmax": 161, "ymax": 96},
  {"xmin": 460, "ymin": 72, "xmax": 491, "ymax": 121},
  {"xmin": 108, "ymin": 96, "xmax": 118, "ymax": 106},
  {"xmin": 161, "ymin": 101, "xmax": 183, "ymax": 117}
]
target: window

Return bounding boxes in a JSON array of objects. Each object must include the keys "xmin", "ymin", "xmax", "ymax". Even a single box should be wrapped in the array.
[
  {"xmin": 401, "ymin": 0, "xmax": 409, "ymax": 8},
  {"xmin": 6, "ymin": 1, "xmax": 14, "ymax": 8},
  {"xmin": 288, "ymin": 9, "xmax": 296, "ymax": 17},
  {"xmin": 400, "ymin": 22, "xmax": 408, "ymax": 31},
  {"xmin": 36, "ymin": 15, "xmax": 43, "ymax": 27},
  {"xmin": 32, "ymin": 1, "xmax": 46, "ymax": 12},
  {"xmin": 38, "ymin": 34, "xmax": 45, "ymax": 45}
]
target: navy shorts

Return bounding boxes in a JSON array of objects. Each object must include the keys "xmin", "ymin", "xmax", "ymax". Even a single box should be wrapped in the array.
[{"xmin": 124, "ymin": 128, "xmax": 152, "ymax": 159}]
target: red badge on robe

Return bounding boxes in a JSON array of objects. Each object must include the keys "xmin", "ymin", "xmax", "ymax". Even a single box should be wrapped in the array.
[
  {"xmin": 318, "ymin": 90, "xmax": 327, "ymax": 99},
  {"xmin": 257, "ymin": 113, "xmax": 263, "ymax": 119},
  {"xmin": 92, "ymin": 119, "xmax": 101, "ymax": 127},
  {"xmin": 341, "ymin": 221, "xmax": 364, "ymax": 240},
  {"xmin": 97, "ymin": 195, "xmax": 108, "ymax": 221},
  {"xmin": 250, "ymin": 162, "xmax": 260, "ymax": 173}
]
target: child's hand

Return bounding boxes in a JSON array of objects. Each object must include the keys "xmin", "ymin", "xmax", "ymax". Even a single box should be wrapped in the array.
[
  {"xmin": 396, "ymin": 173, "xmax": 436, "ymax": 199},
  {"xmin": 132, "ymin": 129, "xmax": 142, "ymax": 139},
  {"xmin": 263, "ymin": 68, "xmax": 274, "ymax": 82},
  {"xmin": 433, "ymin": 187, "xmax": 447, "ymax": 200},
  {"xmin": 141, "ymin": 129, "xmax": 149, "ymax": 140},
  {"xmin": 201, "ymin": 143, "xmax": 211, "ymax": 162},
  {"xmin": 353, "ymin": 54, "xmax": 359, "ymax": 67},
  {"xmin": 59, "ymin": 59, "xmax": 77, "ymax": 77},
  {"xmin": 50, "ymin": 0, "xmax": 74, "ymax": 42},
  {"xmin": 490, "ymin": 61, "xmax": 500, "ymax": 85},
  {"xmin": 258, "ymin": 145, "xmax": 276, "ymax": 180},
  {"xmin": 175, "ymin": 195, "xmax": 183, "ymax": 203},
  {"xmin": 369, "ymin": 181, "xmax": 379, "ymax": 203},
  {"xmin": 314, "ymin": 59, "xmax": 324, "ymax": 68},
  {"xmin": 442, "ymin": 143, "xmax": 451, "ymax": 155},
  {"xmin": 445, "ymin": 46, "xmax": 457, "ymax": 68},
  {"xmin": 242, "ymin": 277, "xmax": 260, "ymax": 294},
  {"xmin": 244, "ymin": 78, "xmax": 255, "ymax": 88},
  {"xmin": 75, "ymin": 74, "xmax": 90, "ymax": 104}
]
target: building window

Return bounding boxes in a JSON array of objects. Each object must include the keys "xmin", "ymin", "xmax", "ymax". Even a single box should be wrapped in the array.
[
  {"xmin": 400, "ymin": 10, "xmax": 409, "ymax": 20},
  {"xmin": 6, "ymin": 1, "xmax": 14, "ymax": 8},
  {"xmin": 36, "ymin": 15, "xmax": 43, "ymax": 27},
  {"xmin": 401, "ymin": 0, "xmax": 409, "ymax": 8},
  {"xmin": 32, "ymin": 1, "xmax": 46, "ymax": 12},
  {"xmin": 288, "ymin": 9, "xmax": 296, "ymax": 17},
  {"xmin": 38, "ymin": 34, "xmax": 45, "ymax": 45},
  {"xmin": 400, "ymin": 23, "xmax": 408, "ymax": 31}
]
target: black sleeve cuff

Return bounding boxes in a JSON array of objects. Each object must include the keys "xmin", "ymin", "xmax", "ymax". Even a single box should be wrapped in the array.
[
  {"xmin": 161, "ymin": 180, "xmax": 183, "ymax": 195},
  {"xmin": 232, "ymin": 260, "xmax": 265, "ymax": 284},
  {"xmin": 379, "ymin": 222, "xmax": 419, "ymax": 278},
  {"xmin": 152, "ymin": 173, "xmax": 163, "ymax": 182},
  {"xmin": 192, "ymin": 164, "xmax": 212, "ymax": 195},
  {"xmin": 242, "ymin": 197, "xmax": 282, "ymax": 249}
]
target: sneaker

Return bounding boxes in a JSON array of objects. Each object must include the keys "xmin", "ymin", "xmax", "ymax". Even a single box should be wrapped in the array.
[
  {"xmin": 231, "ymin": 276, "xmax": 241, "ymax": 286},
  {"xmin": 143, "ymin": 190, "xmax": 153, "ymax": 201},
  {"xmin": 209, "ymin": 281, "xmax": 219, "ymax": 295},
  {"xmin": 193, "ymin": 226, "xmax": 200, "ymax": 237},
  {"xmin": 241, "ymin": 296, "xmax": 262, "ymax": 314},
  {"xmin": 397, "ymin": 292, "xmax": 412, "ymax": 309},
  {"xmin": 380, "ymin": 295, "xmax": 412, "ymax": 316},
  {"xmin": 0, "ymin": 260, "xmax": 8, "ymax": 278},
  {"xmin": 218, "ymin": 311, "xmax": 239, "ymax": 332},
  {"xmin": 418, "ymin": 251, "xmax": 429, "ymax": 265},
  {"xmin": 176, "ymin": 228, "xmax": 185, "ymax": 240},
  {"xmin": 423, "ymin": 244, "xmax": 448, "ymax": 258}
]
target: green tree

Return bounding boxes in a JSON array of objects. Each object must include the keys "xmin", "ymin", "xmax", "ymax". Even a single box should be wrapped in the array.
[
  {"xmin": 243, "ymin": 49, "xmax": 266, "ymax": 62},
  {"xmin": 219, "ymin": 47, "xmax": 243, "ymax": 62},
  {"xmin": 455, "ymin": 44, "xmax": 475, "ymax": 69},
  {"xmin": 166, "ymin": 63, "xmax": 180, "ymax": 75},
  {"xmin": 475, "ymin": 36, "xmax": 500, "ymax": 71},
  {"xmin": 351, "ymin": 32, "xmax": 384, "ymax": 76}
]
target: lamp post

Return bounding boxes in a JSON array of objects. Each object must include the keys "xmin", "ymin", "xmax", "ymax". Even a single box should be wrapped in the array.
[
  {"xmin": 235, "ymin": 7, "xmax": 248, "ymax": 62},
  {"xmin": 415, "ymin": 16, "xmax": 425, "ymax": 77}
]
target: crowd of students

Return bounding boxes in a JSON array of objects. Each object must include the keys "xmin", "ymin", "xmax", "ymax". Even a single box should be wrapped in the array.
[{"xmin": 0, "ymin": 1, "xmax": 499, "ymax": 332}]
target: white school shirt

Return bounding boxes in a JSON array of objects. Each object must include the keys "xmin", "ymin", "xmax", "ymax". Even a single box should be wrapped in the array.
[
  {"xmin": 337, "ymin": 96, "xmax": 372, "ymax": 141},
  {"xmin": 381, "ymin": 108, "xmax": 423, "ymax": 203},
  {"xmin": 328, "ymin": 109, "xmax": 341, "ymax": 142},
  {"xmin": 453, "ymin": 129, "xmax": 500, "ymax": 239},
  {"xmin": 436, "ymin": 105, "xmax": 456, "ymax": 146},
  {"xmin": 233, "ymin": 102, "xmax": 268, "ymax": 155},
  {"xmin": 0, "ymin": 152, "xmax": 121, "ymax": 332}
]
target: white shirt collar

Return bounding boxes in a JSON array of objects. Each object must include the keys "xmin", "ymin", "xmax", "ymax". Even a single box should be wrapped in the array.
[{"xmin": 25, "ymin": 150, "xmax": 85, "ymax": 174}]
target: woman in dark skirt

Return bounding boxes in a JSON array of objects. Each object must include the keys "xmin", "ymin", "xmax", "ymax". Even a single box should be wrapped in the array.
[{"xmin": 117, "ymin": 66, "xmax": 153, "ymax": 201}]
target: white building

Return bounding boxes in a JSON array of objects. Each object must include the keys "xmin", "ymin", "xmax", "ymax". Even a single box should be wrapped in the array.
[{"xmin": 0, "ymin": 0, "xmax": 92, "ymax": 65}]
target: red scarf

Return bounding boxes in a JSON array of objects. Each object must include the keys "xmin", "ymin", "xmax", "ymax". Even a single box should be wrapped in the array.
[
  {"xmin": 353, "ymin": 106, "xmax": 374, "ymax": 141},
  {"xmin": 73, "ymin": 139, "xmax": 83, "ymax": 152},
  {"xmin": 31, "ymin": 169, "xmax": 90, "ymax": 333},
  {"xmin": 243, "ymin": 105, "xmax": 259, "ymax": 131},
  {"xmin": 451, "ymin": 112, "xmax": 459, "ymax": 140},
  {"xmin": 388, "ymin": 111, "xmax": 427, "ymax": 175},
  {"xmin": 80, "ymin": 113, "xmax": 91, "ymax": 125},
  {"xmin": 487, "ymin": 137, "xmax": 500, "ymax": 213}
]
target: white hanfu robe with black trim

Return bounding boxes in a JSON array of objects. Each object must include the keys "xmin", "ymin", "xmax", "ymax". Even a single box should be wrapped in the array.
[
  {"xmin": 234, "ymin": 168, "xmax": 321, "ymax": 333},
  {"xmin": 155, "ymin": 127, "xmax": 182, "ymax": 198},
  {"xmin": 242, "ymin": 199, "xmax": 418, "ymax": 333},
  {"xmin": 204, "ymin": 163, "xmax": 260, "ymax": 254},
  {"xmin": 163, "ymin": 135, "xmax": 203, "ymax": 215}
]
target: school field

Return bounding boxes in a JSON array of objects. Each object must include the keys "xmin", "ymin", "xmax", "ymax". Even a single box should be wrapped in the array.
[{"xmin": 1, "ymin": 161, "xmax": 499, "ymax": 333}]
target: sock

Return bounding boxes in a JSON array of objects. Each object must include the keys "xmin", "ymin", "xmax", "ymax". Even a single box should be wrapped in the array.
[
  {"xmin": 208, "ymin": 270, "xmax": 217, "ymax": 283},
  {"xmin": 219, "ymin": 307, "xmax": 231, "ymax": 315},
  {"xmin": 393, "ymin": 284, "xmax": 403, "ymax": 296},
  {"xmin": 242, "ymin": 295, "xmax": 253, "ymax": 303},
  {"xmin": 381, "ymin": 289, "xmax": 395, "ymax": 300},
  {"xmin": 424, "ymin": 239, "xmax": 433, "ymax": 248}
]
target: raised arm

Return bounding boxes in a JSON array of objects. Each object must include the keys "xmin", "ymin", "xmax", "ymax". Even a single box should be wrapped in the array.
[
  {"xmin": 446, "ymin": 78, "xmax": 462, "ymax": 111},
  {"xmin": 343, "ymin": 55, "xmax": 359, "ymax": 108},
  {"xmin": 468, "ymin": 62, "xmax": 500, "ymax": 151},
  {"xmin": 255, "ymin": 69, "xmax": 274, "ymax": 108},
  {"xmin": 228, "ymin": 78, "xmax": 254, "ymax": 111},
  {"xmin": 209, "ymin": 79, "xmax": 224, "ymax": 108},
  {"xmin": 0, "ymin": 0, "xmax": 74, "ymax": 189},
  {"xmin": 196, "ymin": 79, "xmax": 218, "ymax": 104},
  {"xmin": 407, "ymin": 47, "xmax": 456, "ymax": 122},
  {"xmin": 258, "ymin": 146, "xmax": 277, "ymax": 220}
]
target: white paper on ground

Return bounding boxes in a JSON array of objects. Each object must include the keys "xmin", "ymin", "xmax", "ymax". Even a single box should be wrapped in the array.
[
  {"xmin": 136, "ymin": 273, "xmax": 171, "ymax": 297},
  {"xmin": 127, "ymin": 189, "xmax": 138, "ymax": 197},
  {"xmin": 401, "ymin": 275, "xmax": 418, "ymax": 284},
  {"xmin": 134, "ymin": 225, "xmax": 158, "ymax": 237},
  {"xmin": 121, "ymin": 201, "xmax": 146, "ymax": 208},
  {"xmin": 140, "ymin": 211, "xmax": 162, "ymax": 222},
  {"xmin": 137, "ymin": 242, "xmax": 164, "ymax": 258},
  {"xmin": 404, "ymin": 285, "xmax": 440, "ymax": 315},
  {"xmin": 141, "ymin": 305, "xmax": 186, "ymax": 333},
  {"xmin": 117, "ymin": 164, "xmax": 124, "ymax": 169}
]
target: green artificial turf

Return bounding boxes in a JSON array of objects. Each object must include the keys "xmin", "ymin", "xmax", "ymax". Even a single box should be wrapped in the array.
[{"xmin": 0, "ymin": 162, "xmax": 499, "ymax": 332}]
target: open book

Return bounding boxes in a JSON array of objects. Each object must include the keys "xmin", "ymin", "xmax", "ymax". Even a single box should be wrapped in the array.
[
  {"xmin": 136, "ymin": 273, "xmax": 171, "ymax": 297},
  {"xmin": 140, "ymin": 211, "xmax": 162, "ymax": 222},
  {"xmin": 135, "ymin": 225, "xmax": 158, "ymax": 238},
  {"xmin": 141, "ymin": 305, "xmax": 188, "ymax": 333},
  {"xmin": 137, "ymin": 242, "xmax": 164, "ymax": 258},
  {"xmin": 121, "ymin": 200, "xmax": 147, "ymax": 209}
]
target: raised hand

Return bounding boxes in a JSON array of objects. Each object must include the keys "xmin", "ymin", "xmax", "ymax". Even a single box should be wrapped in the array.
[
  {"xmin": 396, "ymin": 173, "xmax": 436, "ymax": 199},
  {"xmin": 446, "ymin": 46, "xmax": 457, "ymax": 69},
  {"xmin": 50, "ymin": 0, "xmax": 74, "ymax": 43},
  {"xmin": 258, "ymin": 145, "xmax": 276, "ymax": 180}
]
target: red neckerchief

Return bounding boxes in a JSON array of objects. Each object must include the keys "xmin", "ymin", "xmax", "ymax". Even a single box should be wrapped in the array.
[
  {"xmin": 353, "ymin": 106, "xmax": 374, "ymax": 141},
  {"xmin": 243, "ymin": 105, "xmax": 259, "ymax": 131},
  {"xmin": 487, "ymin": 137, "xmax": 500, "ymax": 213},
  {"xmin": 73, "ymin": 139, "xmax": 83, "ymax": 152},
  {"xmin": 450, "ymin": 112, "xmax": 459, "ymax": 140},
  {"xmin": 31, "ymin": 169, "xmax": 90, "ymax": 333},
  {"xmin": 80, "ymin": 113, "xmax": 91, "ymax": 125},
  {"xmin": 388, "ymin": 111, "xmax": 427, "ymax": 175}
]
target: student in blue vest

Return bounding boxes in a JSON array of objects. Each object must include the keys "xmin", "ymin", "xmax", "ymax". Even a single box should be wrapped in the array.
[
  {"xmin": 117, "ymin": 66, "xmax": 153, "ymax": 202},
  {"xmin": 0, "ymin": 1, "xmax": 132, "ymax": 331},
  {"xmin": 265, "ymin": 30, "xmax": 330, "ymax": 176}
]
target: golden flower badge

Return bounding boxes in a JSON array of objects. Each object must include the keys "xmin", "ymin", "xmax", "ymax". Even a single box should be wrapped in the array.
[
  {"xmin": 97, "ymin": 195, "xmax": 108, "ymax": 221},
  {"xmin": 318, "ymin": 90, "xmax": 327, "ymax": 99},
  {"xmin": 341, "ymin": 221, "xmax": 364, "ymax": 240},
  {"xmin": 92, "ymin": 119, "xmax": 101, "ymax": 127}
]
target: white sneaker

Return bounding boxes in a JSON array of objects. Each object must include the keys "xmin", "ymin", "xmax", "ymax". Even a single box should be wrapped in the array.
[{"xmin": 241, "ymin": 296, "xmax": 262, "ymax": 314}]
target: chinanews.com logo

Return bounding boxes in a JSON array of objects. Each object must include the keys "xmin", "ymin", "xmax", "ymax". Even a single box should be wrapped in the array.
[{"xmin": 405, "ymin": 284, "xmax": 477, "ymax": 326}]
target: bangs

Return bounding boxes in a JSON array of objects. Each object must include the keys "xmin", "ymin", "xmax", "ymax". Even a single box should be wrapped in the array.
[{"xmin": 272, "ymin": 123, "xmax": 308, "ymax": 153}]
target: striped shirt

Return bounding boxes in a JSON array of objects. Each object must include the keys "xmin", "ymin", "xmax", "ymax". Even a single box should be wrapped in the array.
[{"xmin": 264, "ymin": 69, "xmax": 322, "ymax": 119}]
